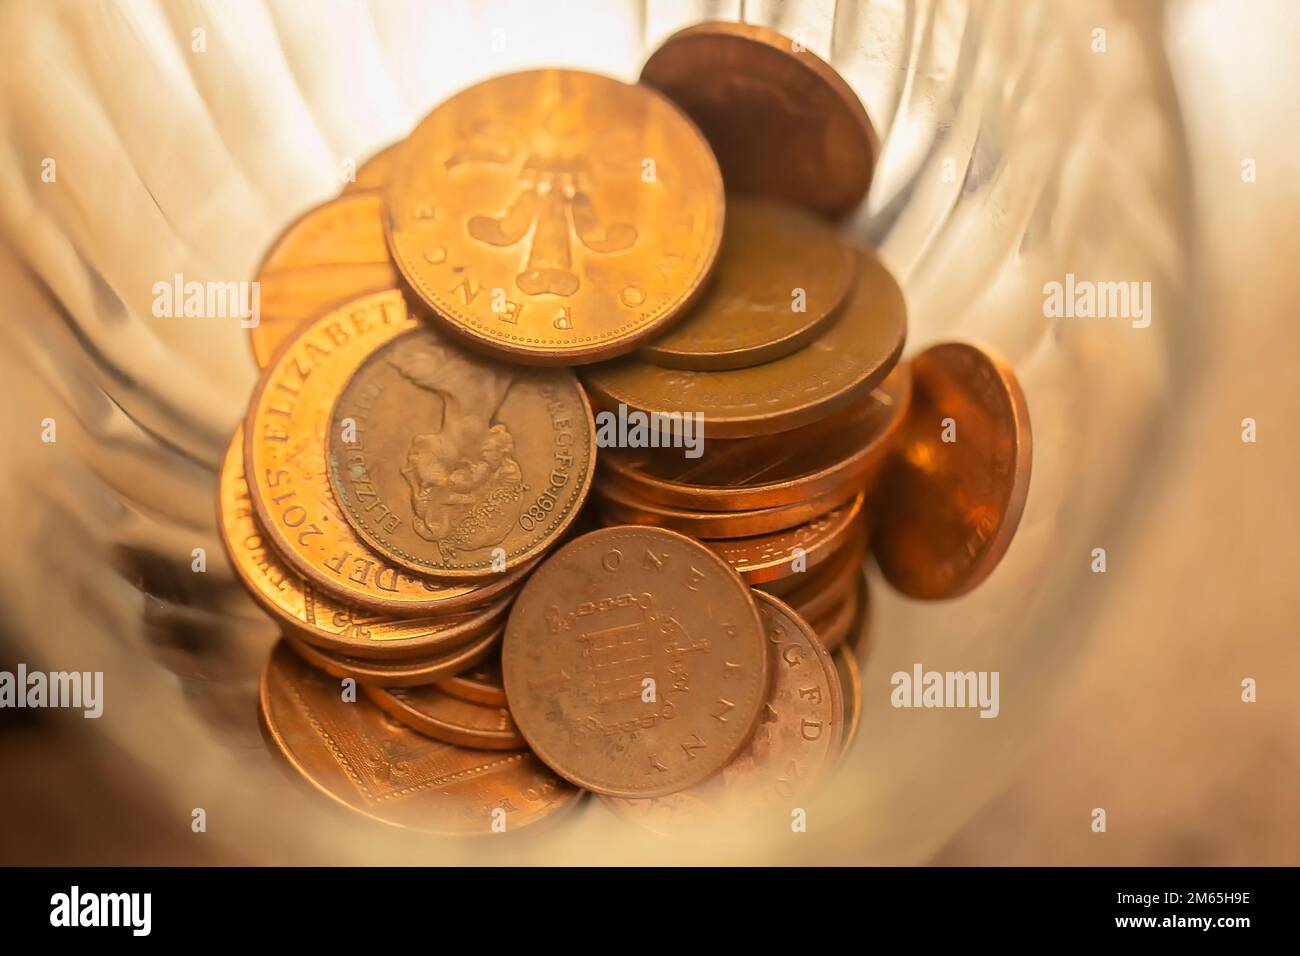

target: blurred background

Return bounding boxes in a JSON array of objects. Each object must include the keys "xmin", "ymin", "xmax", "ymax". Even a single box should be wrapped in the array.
[{"xmin": 0, "ymin": 0, "xmax": 1295, "ymax": 865}]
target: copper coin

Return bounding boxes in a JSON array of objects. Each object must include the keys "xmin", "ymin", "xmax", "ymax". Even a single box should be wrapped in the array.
[
  {"xmin": 364, "ymin": 683, "xmax": 524, "ymax": 750},
  {"xmin": 244, "ymin": 290, "xmax": 534, "ymax": 615},
  {"xmin": 326, "ymin": 328, "xmax": 596, "ymax": 580},
  {"xmin": 599, "ymin": 363, "xmax": 911, "ymax": 511},
  {"xmin": 501, "ymin": 526, "xmax": 768, "ymax": 798},
  {"xmin": 593, "ymin": 475, "xmax": 852, "ymax": 539},
  {"xmin": 778, "ymin": 533, "xmax": 865, "ymax": 622},
  {"xmin": 437, "ymin": 653, "xmax": 507, "ymax": 708},
  {"xmin": 640, "ymin": 21, "xmax": 879, "ymax": 220},
  {"xmin": 808, "ymin": 571, "xmax": 862, "ymax": 653},
  {"xmin": 833, "ymin": 646, "xmax": 861, "ymax": 756},
  {"xmin": 220, "ymin": 427, "xmax": 510, "ymax": 660},
  {"xmin": 385, "ymin": 69, "xmax": 724, "ymax": 365},
  {"xmin": 706, "ymin": 493, "xmax": 864, "ymax": 586},
  {"xmin": 872, "ymin": 342, "xmax": 1032, "ymax": 599},
  {"xmin": 582, "ymin": 248, "xmax": 905, "ymax": 438},
  {"xmin": 249, "ymin": 192, "xmax": 399, "ymax": 367},
  {"xmin": 344, "ymin": 141, "xmax": 403, "ymax": 194},
  {"xmin": 259, "ymin": 641, "xmax": 579, "ymax": 834},
  {"xmin": 286, "ymin": 623, "xmax": 501, "ymax": 689},
  {"xmin": 605, "ymin": 591, "xmax": 843, "ymax": 828},
  {"xmin": 638, "ymin": 197, "xmax": 853, "ymax": 370}
]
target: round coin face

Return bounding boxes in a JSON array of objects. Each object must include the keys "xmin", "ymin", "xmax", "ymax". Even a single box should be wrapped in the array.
[
  {"xmin": 244, "ymin": 290, "xmax": 534, "ymax": 615},
  {"xmin": 605, "ymin": 591, "xmax": 842, "ymax": 828},
  {"xmin": 385, "ymin": 69, "xmax": 724, "ymax": 365},
  {"xmin": 326, "ymin": 328, "xmax": 596, "ymax": 579},
  {"xmin": 220, "ymin": 427, "xmax": 511, "ymax": 660},
  {"xmin": 872, "ymin": 342, "xmax": 1032, "ymax": 599},
  {"xmin": 582, "ymin": 248, "xmax": 906, "ymax": 438},
  {"xmin": 501, "ymin": 526, "xmax": 768, "ymax": 798},
  {"xmin": 640, "ymin": 21, "xmax": 879, "ymax": 220},
  {"xmin": 344, "ymin": 141, "xmax": 403, "ymax": 193},
  {"xmin": 250, "ymin": 192, "xmax": 399, "ymax": 367},
  {"xmin": 638, "ymin": 197, "xmax": 854, "ymax": 370},
  {"xmin": 260, "ymin": 641, "xmax": 579, "ymax": 835}
]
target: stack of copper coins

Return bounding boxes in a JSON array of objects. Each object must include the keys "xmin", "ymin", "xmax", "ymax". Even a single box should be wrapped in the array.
[{"xmin": 222, "ymin": 21, "xmax": 1032, "ymax": 837}]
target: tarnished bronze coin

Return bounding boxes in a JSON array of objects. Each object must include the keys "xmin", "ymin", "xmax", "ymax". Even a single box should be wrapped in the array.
[
  {"xmin": 707, "ymin": 493, "xmax": 864, "ymax": 586},
  {"xmin": 245, "ymin": 291, "xmax": 536, "ymax": 615},
  {"xmin": 605, "ymin": 591, "xmax": 842, "ymax": 828},
  {"xmin": 260, "ymin": 641, "xmax": 579, "ymax": 834},
  {"xmin": 344, "ymin": 141, "xmax": 403, "ymax": 193},
  {"xmin": 501, "ymin": 526, "xmax": 768, "ymax": 798},
  {"xmin": 364, "ymin": 683, "xmax": 524, "ymax": 750},
  {"xmin": 286, "ymin": 623, "xmax": 501, "ymax": 689},
  {"xmin": 386, "ymin": 69, "xmax": 724, "ymax": 365},
  {"xmin": 327, "ymin": 328, "xmax": 595, "ymax": 580},
  {"xmin": 220, "ymin": 427, "xmax": 509, "ymax": 659},
  {"xmin": 599, "ymin": 363, "xmax": 911, "ymax": 511},
  {"xmin": 582, "ymin": 248, "xmax": 905, "ymax": 438},
  {"xmin": 833, "ymin": 646, "xmax": 861, "ymax": 756},
  {"xmin": 640, "ymin": 21, "xmax": 879, "ymax": 220},
  {"xmin": 638, "ymin": 198, "xmax": 853, "ymax": 370},
  {"xmin": 778, "ymin": 531, "xmax": 865, "ymax": 622},
  {"xmin": 809, "ymin": 570, "xmax": 862, "ymax": 653},
  {"xmin": 872, "ymin": 342, "xmax": 1032, "ymax": 599},
  {"xmin": 437, "ymin": 653, "xmax": 507, "ymax": 708},
  {"xmin": 250, "ymin": 192, "xmax": 399, "ymax": 367},
  {"xmin": 593, "ymin": 475, "xmax": 852, "ymax": 539}
]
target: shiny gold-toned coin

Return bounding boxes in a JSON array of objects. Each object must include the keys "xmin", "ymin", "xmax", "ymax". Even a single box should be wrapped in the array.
[
  {"xmin": 344, "ymin": 141, "xmax": 403, "ymax": 194},
  {"xmin": 502, "ymin": 526, "xmax": 768, "ymax": 798},
  {"xmin": 364, "ymin": 683, "xmax": 524, "ymax": 750},
  {"xmin": 707, "ymin": 493, "xmax": 864, "ymax": 586},
  {"xmin": 638, "ymin": 197, "xmax": 854, "ymax": 370},
  {"xmin": 605, "ymin": 591, "xmax": 842, "ymax": 830},
  {"xmin": 872, "ymin": 342, "xmax": 1033, "ymax": 599},
  {"xmin": 599, "ymin": 363, "xmax": 911, "ymax": 511},
  {"xmin": 641, "ymin": 21, "xmax": 879, "ymax": 220},
  {"xmin": 260, "ymin": 641, "xmax": 579, "ymax": 834},
  {"xmin": 245, "ymin": 291, "xmax": 534, "ymax": 615},
  {"xmin": 219, "ymin": 427, "xmax": 510, "ymax": 659},
  {"xmin": 326, "ymin": 328, "xmax": 595, "ymax": 580},
  {"xmin": 833, "ymin": 645, "xmax": 861, "ymax": 756},
  {"xmin": 436, "ymin": 652, "xmax": 507, "ymax": 708},
  {"xmin": 249, "ymin": 192, "xmax": 399, "ymax": 367},
  {"xmin": 593, "ymin": 475, "xmax": 852, "ymax": 539},
  {"xmin": 286, "ymin": 623, "xmax": 501, "ymax": 689},
  {"xmin": 582, "ymin": 248, "xmax": 905, "ymax": 438},
  {"xmin": 386, "ymin": 69, "xmax": 725, "ymax": 365}
]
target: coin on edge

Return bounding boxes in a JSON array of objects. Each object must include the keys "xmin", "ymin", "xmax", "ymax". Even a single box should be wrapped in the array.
[
  {"xmin": 707, "ymin": 493, "xmax": 864, "ymax": 586},
  {"xmin": 250, "ymin": 192, "xmax": 399, "ymax": 367},
  {"xmin": 245, "ymin": 290, "xmax": 533, "ymax": 615},
  {"xmin": 502, "ymin": 526, "xmax": 768, "ymax": 798},
  {"xmin": 285, "ymin": 623, "xmax": 502, "ymax": 689},
  {"xmin": 259, "ymin": 641, "xmax": 579, "ymax": 834},
  {"xmin": 582, "ymin": 248, "xmax": 905, "ymax": 438},
  {"xmin": 640, "ymin": 21, "xmax": 879, "ymax": 220},
  {"xmin": 872, "ymin": 342, "xmax": 1032, "ymax": 599},
  {"xmin": 833, "ymin": 646, "xmax": 861, "ymax": 756},
  {"xmin": 605, "ymin": 591, "xmax": 843, "ymax": 828},
  {"xmin": 327, "ymin": 328, "xmax": 596, "ymax": 580},
  {"xmin": 220, "ymin": 427, "xmax": 510, "ymax": 660},
  {"xmin": 638, "ymin": 197, "xmax": 854, "ymax": 370},
  {"xmin": 363, "ymin": 683, "xmax": 524, "ymax": 751},
  {"xmin": 385, "ymin": 69, "xmax": 724, "ymax": 365},
  {"xmin": 598, "ymin": 363, "xmax": 911, "ymax": 511}
]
